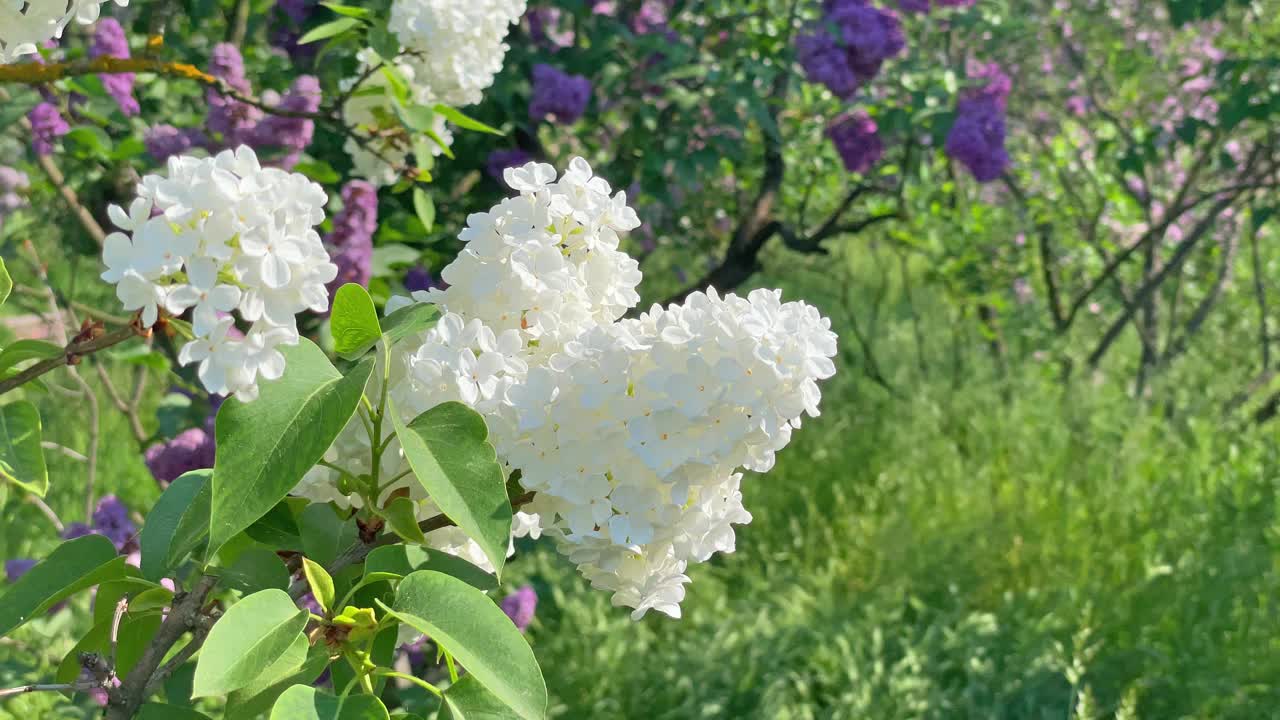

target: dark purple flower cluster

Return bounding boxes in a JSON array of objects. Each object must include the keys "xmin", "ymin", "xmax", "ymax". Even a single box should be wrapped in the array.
[
  {"xmin": 144, "ymin": 124, "xmax": 207, "ymax": 162},
  {"xmin": 529, "ymin": 64, "xmax": 592, "ymax": 124},
  {"xmin": 92, "ymin": 495, "xmax": 138, "ymax": 553},
  {"xmin": 4, "ymin": 558, "xmax": 36, "ymax": 582},
  {"xmin": 277, "ymin": 0, "xmax": 318, "ymax": 23},
  {"xmin": 501, "ymin": 585, "xmax": 538, "ymax": 632},
  {"xmin": 27, "ymin": 102, "xmax": 69, "ymax": 156},
  {"xmin": 270, "ymin": 0, "xmax": 320, "ymax": 61},
  {"xmin": 250, "ymin": 75, "xmax": 321, "ymax": 170},
  {"xmin": 797, "ymin": 0, "xmax": 905, "ymax": 98},
  {"xmin": 325, "ymin": 180, "xmax": 379, "ymax": 299},
  {"xmin": 945, "ymin": 61, "xmax": 1011, "ymax": 182},
  {"xmin": 91, "ymin": 18, "xmax": 139, "ymax": 116},
  {"xmin": 486, "ymin": 148, "xmax": 533, "ymax": 182},
  {"xmin": 404, "ymin": 265, "xmax": 444, "ymax": 292},
  {"xmin": 144, "ymin": 427, "xmax": 216, "ymax": 487},
  {"xmin": 827, "ymin": 111, "xmax": 884, "ymax": 173}
]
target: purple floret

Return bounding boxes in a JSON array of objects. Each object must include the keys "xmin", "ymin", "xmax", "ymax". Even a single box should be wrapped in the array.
[
  {"xmin": 501, "ymin": 585, "xmax": 538, "ymax": 632},
  {"xmin": 28, "ymin": 103, "xmax": 69, "ymax": 156},
  {"xmin": 144, "ymin": 426, "xmax": 216, "ymax": 487},
  {"xmin": 827, "ymin": 110, "xmax": 884, "ymax": 173},
  {"xmin": 91, "ymin": 18, "xmax": 139, "ymax": 116},
  {"xmin": 529, "ymin": 64, "xmax": 592, "ymax": 124}
]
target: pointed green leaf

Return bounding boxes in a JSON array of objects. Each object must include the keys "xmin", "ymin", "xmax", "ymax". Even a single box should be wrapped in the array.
[
  {"xmin": 299, "ymin": 17, "xmax": 362, "ymax": 44},
  {"xmin": 0, "ymin": 535, "xmax": 124, "ymax": 637},
  {"xmin": 140, "ymin": 469, "xmax": 211, "ymax": 582},
  {"xmin": 193, "ymin": 589, "xmax": 310, "ymax": 697},
  {"xmin": 381, "ymin": 302, "xmax": 440, "ymax": 346},
  {"xmin": 432, "ymin": 106, "xmax": 504, "ymax": 136},
  {"xmin": 0, "ymin": 257, "xmax": 12, "ymax": 306},
  {"xmin": 363, "ymin": 544, "xmax": 495, "ymax": 592},
  {"xmin": 379, "ymin": 496, "xmax": 426, "ymax": 544},
  {"xmin": 0, "ymin": 400, "xmax": 48, "ymax": 496},
  {"xmin": 218, "ymin": 548, "xmax": 289, "ymax": 594},
  {"xmin": 299, "ymin": 504, "xmax": 359, "ymax": 568},
  {"xmin": 0, "ymin": 340, "xmax": 61, "ymax": 375},
  {"xmin": 442, "ymin": 675, "xmax": 522, "ymax": 720},
  {"xmin": 269, "ymin": 685, "xmax": 390, "ymax": 719},
  {"xmin": 384, "ymin": 571, "xmax": 546, "ymax": 720},
  {"xmin": 412, "ymin": 188, "xmax": 435, "ymax": 233},
  {"xmin": 210, "ymin": 340, "xmax": 373, "ymax": 555},
  {"xmin": 331, "ymin": 284, "xmax": 382, "ymax": 360},
  {"xmin": 225, "ymin": 642, "xmax": 330, "ymax": 720},
  {"xmin": 319, "ymin": 2, "xmax": 371, "ymax": 17},
  {"xmin": 390, "ymin": 401, "xmax": 510, "ymax": 577},
  {"xmin": 302, "ymin": 557, "xmax": 335, "ymax": 613}
]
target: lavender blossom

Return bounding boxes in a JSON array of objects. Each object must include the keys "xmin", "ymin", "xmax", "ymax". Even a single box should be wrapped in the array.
[
  {"xmin": 797, "ymin": 1, "xmax": 904, "ymax": 97},
  {"xmin": 251, "ymin": 75, "xmax": 321, "ymax": 169},
  {"xmin": 90, "ymin": 18, "xmax": 139, "ymax": 116},
  {"xmin": 404, "ymin": 265, "xmax": 444, "ymax": 292},
  {"xmin": 0, "ymin": 167, "xmax": 29, "ymax": 235},
  {"xmin": 946, "ymin": 95, "xmax": 1009, "ymax": 182},
  {"xmin": 28, "ymin": 103, "xmax": 69, "ymax": 156},
  {"xmin": 144, "ymin": 427, "xmax": 216, "ymax": 487},
  {"xmin": 92, "ymin": 495, "xmax": 137, "ymax": 553},
  {"xmin": 207, "ymin": 43, "xmax": 262, "ymax": 146},
  {"xmin": 324, "ymin": 181, "xmax": 378, "ymax": 299},
  {"xmin": 501, "ymin": 585, "xmax": 538, "ymax": 632},
  {"xmin": 526, "ymin": 6, "xmax": 575, "ymax": 49},
  {"xmin": 826, "ymin": 110, "xmax": 884, "ymax": 173},
  {"xmin": 144, "ymin": 124, "xmax": 206, "ymax": 162},
  {"xmin": 4, "ymin": 558, "xmax": 36, "ymax": 582},
  {"xmin": 529, "ymin": 64, "xmax": 592, "ymax": 124}
]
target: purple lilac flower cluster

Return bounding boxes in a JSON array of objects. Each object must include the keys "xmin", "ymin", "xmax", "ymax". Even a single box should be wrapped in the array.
[
  {"xmin": 27, "ymin": 102, "xmax": 70, "ymax": 156},
  {"xmin": 146, "ymin": 43, "xmax": 318, "ymax": 168},
  {"xmin": 826, "ymin": 110, "xmax": 884, "ymax": 173},
  {"xmin": 486, "ymin": 148, "xmax": 534, "ymax": 182},
  {"xmin": 145, "ymin": 427, "xmax": 216, "ymax": 486},
  {"xmin": 529, "ymin": 64, "xmax": 592, "ymax": 124},
  {"xmin": 945, "ymin": 61, "xmax": 1011, "ymax": 182},
  {"xmin": 90, "ymin": 18, "xmax": 139, "ymax": 116},
  {"xmin": 526, "ymin": 6, "xmax": 575, "ymax": 50},
  {"xmin": 797, "ymin": 0, "xmax": 905, "ymax": 99},
  {"xmin": 324, "ymin": 180, "xmax": 379, "ymax": 299}
]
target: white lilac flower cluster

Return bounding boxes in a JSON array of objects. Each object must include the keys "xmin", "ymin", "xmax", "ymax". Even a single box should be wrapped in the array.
[
  {"xmin": 295, "ymin": 158, "xmax": 837, "ymax": 619},
  {"xmin": 340, "ymin": 49, "xmax": 455, "ymax": 187},
  {"xmin": 0, "ymin": 0, "xmax": 128, "ymax": 64},
  {"xmin": 341, "ymin": 0, "xmax": 525, "ymax": 184},
  {"xmin": 101, "ymin": 145, "xmax": 337, "ymax": 400}
]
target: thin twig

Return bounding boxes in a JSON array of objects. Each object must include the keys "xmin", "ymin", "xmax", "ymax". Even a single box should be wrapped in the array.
[
  {"xmin": 24, "ymin": 493, "xmax": 65, "ymax": 532},
  {"xmin": 0, "ymin": 681, "xmax": 104, "ymax": 699},
  {"xmin": 0, "ymin": 323, "xmax": 140, "ymax": 396},
  {"xmin": 109, "ymin": 597, "xmax": 130, "ymax": 676}
]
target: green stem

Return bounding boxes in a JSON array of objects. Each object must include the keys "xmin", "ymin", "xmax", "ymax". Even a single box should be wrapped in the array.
[
  {"xmin": 373, "ymin": 669, "xmax": 443, "ymax": 697},
  {"xmin": 443, "ymin": 650, "xmax": 459, "ymax": 684}
]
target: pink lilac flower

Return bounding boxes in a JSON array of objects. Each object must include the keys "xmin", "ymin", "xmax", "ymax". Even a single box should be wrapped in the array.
[
  {"xmin": 90, "ymin": 18, "xmax": 139, "ymax": 116},
  {"xmin": 526, "ymin": 6, "xmax": 575, "ymax": 49},
  {"xmin": 826, "ymin": 110, "xmax": 884, "ymax": 173},
  {"xmin": 529, "ymin": 64, "xmax": 592, "ymax": 124},
  {"xmin": 28, "ymin": 103, "xmax": 69, "ymax": 156},
  {"xmin": 501, "ymin": 585, "xmax": 538, "ymax": 631}
]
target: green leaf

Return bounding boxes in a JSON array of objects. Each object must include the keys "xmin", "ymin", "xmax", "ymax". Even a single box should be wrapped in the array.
[
  {"xmin": 390, "ymin": 401, "xmax": 510, "ymax": 577},
  {"xmin": 412, "ymin": 188, "xmax": 435, "ymax": 233},
  {"xmin": 0, "ymin": 257, "xmax": 11, "ymax": 306},
  {"xmin": 244, "ymin": 500, "xmax": 304, "ymax": 551},
  {"xmin": 0, "ymin": 535, "xmax": 125, "ymax": 637},
  {"xmin": 384, "ymin": 571, "xmax": 546, "ymax": 719},
  {"xmin": 140, "ymin": 469, "xmax": 211, "ymax": 582},
  {"xmin": 299, "ymin": 504, "xmax": 360, "ymax": 568},
  {"xmin": 219, "ymin": 547, "xmax": 289, "ymax": 594},
  {"xmin": 331, "ymin": 284, "xmax": 382, "ymax": 360},
  {"xmin": 441, "ymin": 675, "xmax": 522, "ymax": 720},
  {"xmin": 381, "ymin": 302, "xmax": 440, "ymax": 347},
  {"xmin": 225, "ymin": 642, "xmax": 330, "ymax": 720},
  {"xmin": 138, "ymin": 703, "xmax": 213, "ymax": 720},
  {"xmin": 193, "ymin": 589, "xmax": 310, "ymax": 697},
  {"xmin": 0, "ymin": 400, "xmax": 48, "ymax": 496},
  {"xmin": 432, "ymin": 105, "xmax": 504, "ymax": 135},
  {"xmin": 56, "ymin": 610, "xmax": 162, "ymax": 683},
  {"xmin": 378, "ymin": 496, "xmax": 426, "ymax": 544},
  {"xmin": 363, "ymin": 533, "xmax": 496, "ymax": 592},
  {"xmin": 302, "ymin": 557, "xmax": 335, "ymax": 613},
  {"xmin": 371, "ymin": 244, "xmax": 420, "ymax": 276},
  {"xmin": 298, "ymin": 17, "xmax": 362, "ymax": 44},
  {"xmin": 319, "ymin": 2, "xmax": 371, "ymax": 17},
  {"xmin": 367, "ymin": 24, "xmax": 400, "ymax": 62},
  {"xmin": 210, "ymin": 339, "xmax": 373, "ymax": 556},
  {"xmin": 0, "ymin": 91, "xmax": 39, "ymax": 133},
  {"xmin": 269, "ymin": 685, "xmax": 390, "ymax": 719}
]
